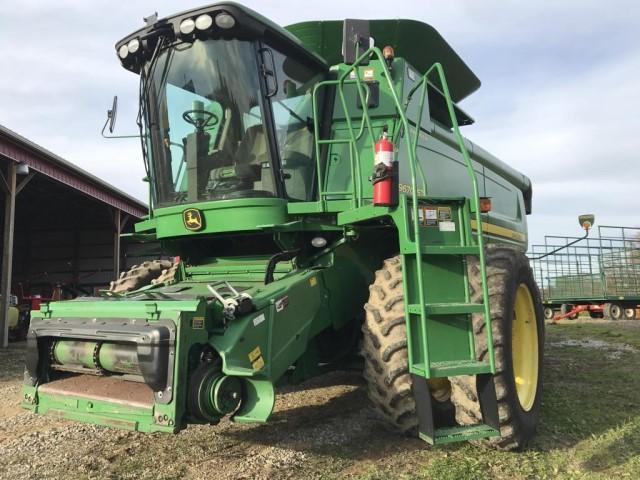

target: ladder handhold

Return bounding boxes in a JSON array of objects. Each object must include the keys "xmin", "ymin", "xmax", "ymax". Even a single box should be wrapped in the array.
[{"xmin": 407, "ymin": 303, "xmax": 484, "ymax": 315}]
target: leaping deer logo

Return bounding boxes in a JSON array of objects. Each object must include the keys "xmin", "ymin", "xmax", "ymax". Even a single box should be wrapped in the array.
[{"xmin": 183, "ymin": 209, "xmax": 203, "ymax": 231}]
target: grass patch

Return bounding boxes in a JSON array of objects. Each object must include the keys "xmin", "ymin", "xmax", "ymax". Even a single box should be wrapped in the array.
[{"xmin": 350, "ymin": 323, "xmax": 640, "ymax": 479}]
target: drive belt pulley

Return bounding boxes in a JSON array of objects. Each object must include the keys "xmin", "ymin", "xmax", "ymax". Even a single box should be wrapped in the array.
[{"xmin": 187, "ymin": 361, "xmax": 242, "ymax": 423}]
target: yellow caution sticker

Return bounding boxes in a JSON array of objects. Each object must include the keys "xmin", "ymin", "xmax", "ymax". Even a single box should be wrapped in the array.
[
  {"xmin": 251, "ymin": 356, "xmax": 265, "ymax": 371},
  {"xmin": 192, "ymin": 316, "xmax": 205, "ymax": 329},
  {"xmin": 309, "ymin": 276, "xmax": 317, "ymax": 287},
  {"xmin": 248, "ymin": 346, "xmax": 262, "ymax": 363}
]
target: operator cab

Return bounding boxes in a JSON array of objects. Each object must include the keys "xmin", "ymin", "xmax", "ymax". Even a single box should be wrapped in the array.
[{"xmin": 116, "ymin": 3, "xmax": 328, "ymax": 208}]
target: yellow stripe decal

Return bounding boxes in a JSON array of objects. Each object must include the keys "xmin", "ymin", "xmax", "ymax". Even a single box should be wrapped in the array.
[{"xmin": 470, "ymin": 219, "xmax": 526, "ymax": 242}]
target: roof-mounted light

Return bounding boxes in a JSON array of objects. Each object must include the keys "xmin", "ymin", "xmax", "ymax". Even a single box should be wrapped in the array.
[
  {"xmin": 179, "ymin": 18, "xmax": 196, "ymax": 35},
  {"xmin": 127, "ymin": 38, "xmax": 140, "ymax": 54},
  {"xmin": 195, "ymin": 14, "xmax": 213, "ymax": 31},
  {"xmin": 118, "ymin": 45, "xmax": 129, "ymax": 59},
  {"xmin": 215, "ymin": 12, "xmax": 235, "ymax": 29}
]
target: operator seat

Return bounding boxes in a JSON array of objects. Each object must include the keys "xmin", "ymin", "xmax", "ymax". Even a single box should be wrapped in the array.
[
  {"xmin": 204, "ymin": 123, "xmax": 273, "ymax": 198},
  {"xmin": 233, "ymin": 124, "xmax": 273, "ymax": 192}
]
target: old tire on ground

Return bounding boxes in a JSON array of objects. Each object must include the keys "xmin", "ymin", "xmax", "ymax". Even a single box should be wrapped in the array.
[
  {"xmin": 109, "ymin": 260, "xmax": 174, "ymax": 294},
  {"xmin": 604, "ymin": 303, "xmax": 623, "ymax": 320},
  {"xmin": 361, "ymin": 256, "xmax": 455, "ymax": 435},
  {"xmin": 543, "ymin": 307, "xmax": 554, "ymax": 320},
  {"xmin": 449, "ymin": 248, "xmax": 545, "ymax": 450},
  {"xmin": 560, "ymin": 303, "xmax": 578, "ymax": 320},
  {"xmin": 624, "ymin": 308, "xmax": 636, "ymax": 320}
]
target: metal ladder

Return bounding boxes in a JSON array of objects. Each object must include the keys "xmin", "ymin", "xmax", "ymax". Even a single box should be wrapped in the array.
[
  {"xmin": 399, "ymin": 62, "xmax": 500, "ymax": 444},
  {"xmin": 313, "ymin": 48, "xmax": 500, "ymax": 443}
]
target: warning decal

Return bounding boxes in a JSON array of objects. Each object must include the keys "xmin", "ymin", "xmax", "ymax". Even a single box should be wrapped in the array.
[
  {"xmin": 425, "ymin": 208, "xmax": 438, "ymax": 227},
  {"xmin": 248, "ymin": 346, "xmax": 265, "ymax": 371},
  {"xmin": 275, "ymin": 296, "xmax": 289, "ymax": 313},
  {"xmin": 248, "ymin": 346, "xmax": 262, "ymax": 362}
]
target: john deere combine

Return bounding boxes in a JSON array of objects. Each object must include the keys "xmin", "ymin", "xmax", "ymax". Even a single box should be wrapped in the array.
[{"xmin": 23, "ymin": 3, "xmax": 543, "ymax": 449}]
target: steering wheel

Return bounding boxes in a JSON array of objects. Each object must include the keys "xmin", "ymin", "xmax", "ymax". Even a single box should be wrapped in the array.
[{"xmin": 182, "ymin": 109, "xmax": 219, "ymax": 130}]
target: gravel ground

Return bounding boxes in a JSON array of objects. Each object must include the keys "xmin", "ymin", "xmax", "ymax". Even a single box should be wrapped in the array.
[
  {"xmin": 0, "ymin": 342, "xmax": 421, "ymax": 480},
  {"xmin": 1, "ymin": 319, "xmax": 639, "ymax": 479}
]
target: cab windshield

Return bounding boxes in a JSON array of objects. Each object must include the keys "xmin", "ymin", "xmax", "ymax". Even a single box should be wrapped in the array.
[{"xmin": 144, "ymin": 38, "xmax": 274, "ymax": 206}]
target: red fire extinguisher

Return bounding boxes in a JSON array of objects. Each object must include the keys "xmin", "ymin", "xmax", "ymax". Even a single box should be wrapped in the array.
[{"xmin": 372, "ymin": 126, "xmax": 398, "ymax": 206}]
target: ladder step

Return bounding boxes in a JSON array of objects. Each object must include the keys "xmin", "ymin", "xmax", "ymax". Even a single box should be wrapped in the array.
[
  {"xmin": 403, "ymin": 245, "xmax": 479, "ymax": 255},
  {"xmin": 407, "ymin": 303, "xmax": 484, "ymax": 315},
  {"xmin": 420, "ymin": 424, "xmax": 500, "ymax": 445},
  {"xmin": 421, "ymin": 245, "xmax": 479, "ymax": 255},
  {"xmin": 429, "ymin": 360, "xmax": 492, "ymax": 377}
]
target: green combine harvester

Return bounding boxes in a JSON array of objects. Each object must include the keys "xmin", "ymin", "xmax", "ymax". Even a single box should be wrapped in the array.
[{"xmin": 23, "ymin": 3, "xmax": 544, "ymax": 449}]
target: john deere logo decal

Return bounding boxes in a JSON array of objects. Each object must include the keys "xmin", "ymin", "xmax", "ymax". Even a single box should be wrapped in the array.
[{"xmin": 183, "ymin": 208, "xmax": 204, "ymax": 231}]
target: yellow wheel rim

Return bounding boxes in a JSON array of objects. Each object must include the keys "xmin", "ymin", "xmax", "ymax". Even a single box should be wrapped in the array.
[{"xmin": 512, "ymin": 283, "xmax": 539, "ymax": 411}]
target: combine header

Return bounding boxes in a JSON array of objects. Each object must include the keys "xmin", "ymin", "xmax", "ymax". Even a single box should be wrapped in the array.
[{"xmin": 23, "ymin": 2, "xmax": 543, "ymax": 449}]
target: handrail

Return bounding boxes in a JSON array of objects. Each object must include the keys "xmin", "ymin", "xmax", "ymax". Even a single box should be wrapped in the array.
[
  {"xmin": 312, "ymin": 77, "xmax": 371, "ymax": 209},
  {"xmin": 308, "ymin": 46, "xmax": 432, "ymax": 372},
  {"xmin": 310, "ymin": 48, "xmax": 494, "ymax": 375},
  {"xmin": 407, "ymin": 62, "xmax": 495, "ymax": 374}
]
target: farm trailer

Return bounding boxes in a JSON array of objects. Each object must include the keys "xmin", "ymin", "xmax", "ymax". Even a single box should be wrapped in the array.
[
  {"xmin": 22, "ymin": 2, "xmax": 544, "ymax": 449},
  {"xmin": 530, "ymin": 225, "xmax": 640, "ymax": 321}
]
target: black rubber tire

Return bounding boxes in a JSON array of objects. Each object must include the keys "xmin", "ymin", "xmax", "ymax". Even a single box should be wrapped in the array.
[
  {"xmin": 449, "ymin": 247, "xmax": 545, "ymax": 450},
  {"xmin": 108, "ymin": 260, "xmax": 174, "ymax": 293},
  {"xmin": 361, "ymin": 256, "xmax": 418, "ymax": 434},
  {"xmin": 543, "ymin": 307, "xmax": 554, "ymax": 320},
  {"xmin": 589, "ymin": 310, "xmax": 604, "ymax": 319},
  {"xmin": 560, "ymin": 304, "xmax": 578, "ymax": 320},
  {"xmin": 604, "ymin": 303, "xmax": 623, "ymax": 320},
  {"xmin": 624, "ymin": 308, "xmax": 637, "ymax": 320}
]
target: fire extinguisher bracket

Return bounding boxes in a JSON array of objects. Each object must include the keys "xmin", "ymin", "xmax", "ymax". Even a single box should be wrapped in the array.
[{"xmin": 372, "ymin": 128, "xmax": 399, "ymax": 207}]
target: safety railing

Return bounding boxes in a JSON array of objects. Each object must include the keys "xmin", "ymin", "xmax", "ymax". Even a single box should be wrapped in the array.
[
  {"xmin": 310, "ymin": 46, "xmax": 494, "ymax": 374},
  {"xmin": 404, "ymin": 63, "xmax": 494, "ymax": 374}
]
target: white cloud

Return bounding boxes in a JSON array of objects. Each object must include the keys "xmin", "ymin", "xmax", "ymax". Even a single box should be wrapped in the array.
[{"xmin": 0, "ymin": 0, "xmax": 638, "ymax": 246}]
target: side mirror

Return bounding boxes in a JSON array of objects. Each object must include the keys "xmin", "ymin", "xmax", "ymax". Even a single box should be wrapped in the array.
[
  {"xmin": 578, "ymin": 214, "xmax": 595, "ymax": 231},
  {"xmin": 101, "ymin": 96, "xmax": 139, "ymax": 139},
  {"xmin": 107, "ymin": 96, "xmax": 118, "ymax": 133}
]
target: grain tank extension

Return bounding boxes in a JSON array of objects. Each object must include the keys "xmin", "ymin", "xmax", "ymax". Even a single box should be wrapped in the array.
[{"xmin": 23, "ymin": 3, "xmax": 544, "ymax": 449}]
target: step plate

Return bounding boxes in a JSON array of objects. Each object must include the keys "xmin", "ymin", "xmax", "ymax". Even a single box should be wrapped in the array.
[
  {"xmin": 38, "ymin": 375, "xmax": 155, "ymax": 409},
  {"xmin": 420, "ymin": 424, "xmax": 501, "ymax": 444}
]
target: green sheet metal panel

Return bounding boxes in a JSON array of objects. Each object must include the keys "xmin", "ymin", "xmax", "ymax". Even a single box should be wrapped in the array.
[{"xmin": 286, "ymin": 19, "xmax": 481, "ymax": 102}]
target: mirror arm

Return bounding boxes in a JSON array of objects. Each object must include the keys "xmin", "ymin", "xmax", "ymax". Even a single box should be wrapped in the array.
[{"xmin": 101, "ymin": 117, "xmax": 142, "ymax": 139}]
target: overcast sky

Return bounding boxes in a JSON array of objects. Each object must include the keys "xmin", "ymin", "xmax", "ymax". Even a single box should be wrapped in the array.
[{"xmin": 1, "ymin": 1, "xmax": 639, "ymax": 246}]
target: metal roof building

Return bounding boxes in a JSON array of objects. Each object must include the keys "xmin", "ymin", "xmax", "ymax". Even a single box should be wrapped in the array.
[{"xmin": 0, "ymin": 125, "xmax": 152, "ymax": 346}]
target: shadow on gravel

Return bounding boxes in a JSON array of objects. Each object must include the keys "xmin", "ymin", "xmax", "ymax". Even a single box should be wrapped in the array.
[
  {"xmin": 0, "ymin": 341, "xmax": 26, "ymax": 382},
  {"xmin": 227, "ymin": 378, "xmax": 425, "ymax": 461}
]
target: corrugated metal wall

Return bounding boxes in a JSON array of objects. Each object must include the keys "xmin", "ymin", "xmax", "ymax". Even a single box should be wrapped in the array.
[{"xmin": 12, "ymin": 228, "xmax": 162, "ymax": 297}]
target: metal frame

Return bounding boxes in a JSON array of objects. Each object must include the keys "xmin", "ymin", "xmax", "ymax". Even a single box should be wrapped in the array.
[
  {"xmin": 310, "ymin": 46, "xmax": 494, "ymax": 376},
  {"xmin": 531, "ymin": 225, "xmax": 640, "ymax": 305}
]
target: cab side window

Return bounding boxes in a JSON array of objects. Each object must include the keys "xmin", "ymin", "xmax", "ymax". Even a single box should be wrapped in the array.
[{"xmin": 268, "ymin": 48, "xmax": 325, "ymax": 201}]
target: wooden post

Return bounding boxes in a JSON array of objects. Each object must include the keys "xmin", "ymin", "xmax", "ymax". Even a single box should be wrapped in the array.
[
  {"xmin": 114, "ymin": 208, "xmax": 121, "ymax": 279},
  {"xmin": 1, "ymin": 162, "xmax": 17, "ymax": 347}
]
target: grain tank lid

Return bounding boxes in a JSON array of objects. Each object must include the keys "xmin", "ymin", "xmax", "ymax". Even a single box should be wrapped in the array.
[{"xmin": 286, "ymin": 19, "xmax": 481, "ymax": 102}]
